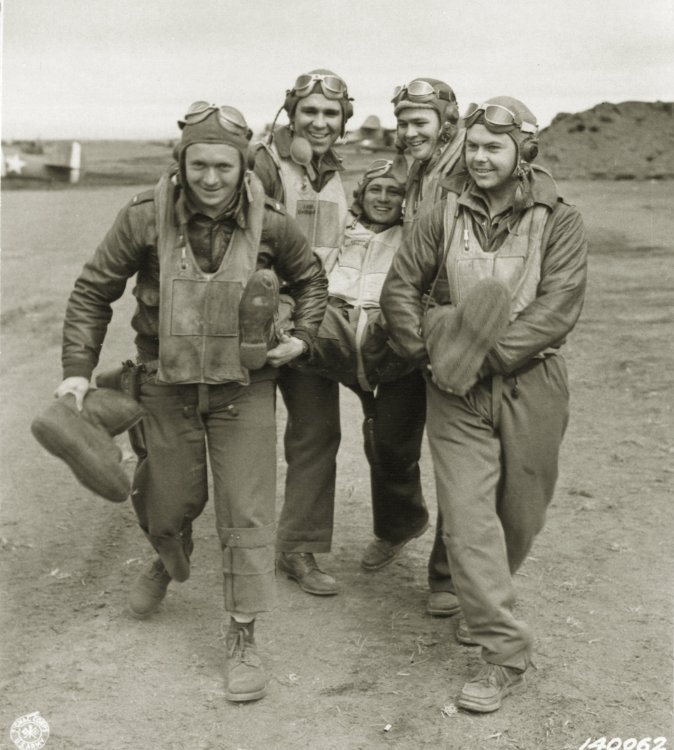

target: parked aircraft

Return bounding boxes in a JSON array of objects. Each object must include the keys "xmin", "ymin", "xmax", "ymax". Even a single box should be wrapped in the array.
[
  {"xmin": 347, "ymin": 115, "xmax": 396, "ymax": 152},
  {"xmin": 1, "ymin": 141, "xmax": 83, "ymax": 183}
]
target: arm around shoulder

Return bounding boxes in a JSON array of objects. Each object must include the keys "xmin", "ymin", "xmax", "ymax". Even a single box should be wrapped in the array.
[
  {"xmin": 380, "ymin": 200, "xmax": 446, "ymax": 363},
  {"xmin": 263, "ymin": 209, "xmax": 328, "ymax": 343}
]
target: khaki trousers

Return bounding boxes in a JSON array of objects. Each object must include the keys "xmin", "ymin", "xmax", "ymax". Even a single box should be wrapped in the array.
[
  {"xmin": 131, "ymin": 377, "xmax": 277, "ymax": 615},
  {"xmin": 425, "ymin": 355, "xmax": 569, "ymax": 670}
]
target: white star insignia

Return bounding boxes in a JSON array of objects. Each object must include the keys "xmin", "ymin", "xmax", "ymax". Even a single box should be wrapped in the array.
[{"xmin": 5, "ymin": 153, "xmax": 27, "ymax": 174}]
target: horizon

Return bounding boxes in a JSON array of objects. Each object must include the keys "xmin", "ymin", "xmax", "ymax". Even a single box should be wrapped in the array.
[{"xmin": 3, "ymin": 98, "xmax": 671, "ymax": 144}]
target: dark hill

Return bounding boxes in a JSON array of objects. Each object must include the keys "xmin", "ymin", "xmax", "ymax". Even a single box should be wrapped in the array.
[{"xmin": 538, "ymin": 100, "xmax": 674, "ymax": 180}]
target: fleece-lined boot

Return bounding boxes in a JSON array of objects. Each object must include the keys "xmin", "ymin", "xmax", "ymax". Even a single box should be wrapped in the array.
[
  {"xmin": 30, "ymin": 392, "xmax": 141, "ymax": 503},
  {"xmin": 423, "ymin": 278, "xmax": 511, "ymax": 396},
  {"xmin": 239, "ymin": 270, "xmax": 280, "ymax": 370}
]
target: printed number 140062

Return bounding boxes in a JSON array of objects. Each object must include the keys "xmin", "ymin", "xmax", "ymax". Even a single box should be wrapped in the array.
[{"xmin": 579, "ymin": 739, "xmax": 667, "ymax": 750}]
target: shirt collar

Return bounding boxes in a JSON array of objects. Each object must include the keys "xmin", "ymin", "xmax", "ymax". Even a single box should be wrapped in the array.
[
  {"xmin": 455, "ymin": 165, "xmax": 558, "ymax": 219},
  {"xmin": 176, "ymin": 179, "xmax": 248, "ymax": 228}
]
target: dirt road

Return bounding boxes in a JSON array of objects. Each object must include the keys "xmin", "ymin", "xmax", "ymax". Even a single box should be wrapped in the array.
[{"xmin": 1, "ymin": 180, "xmax": 672, "ymax": 749}]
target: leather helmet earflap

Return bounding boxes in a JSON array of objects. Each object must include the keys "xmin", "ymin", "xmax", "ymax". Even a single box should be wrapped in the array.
[
  {"xmin": 445, "ymin": 100, "xmax": 460, "ymax": 125},
  {"xmin": 519, "ymin": 136, "xmax": 538, "ymax": 162}
]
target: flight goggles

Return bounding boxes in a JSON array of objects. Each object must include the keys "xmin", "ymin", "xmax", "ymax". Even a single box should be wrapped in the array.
[
  {"xmin": 292, "ymin": 73, "xmax": 349, "ymax": 100},
  {"xmin": 364, "ymin": 159, "xmax": 395, "ymax": 180},
  {"xmin": 391, "ymin": 79, "xmax": 452, "ymax": 105},
  {"xmin": 178, "ymin": 101, "xmax": 251, "ymax": 136},
  {"xmin": 360, "ymin": 159, "xmax": 406, "ymax": 188},
  {"xmin": 463, "ymin": 102, "xmax": 538, "ymax": 134}
]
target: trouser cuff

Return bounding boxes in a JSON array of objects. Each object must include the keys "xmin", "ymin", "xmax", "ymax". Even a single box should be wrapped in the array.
[{"xmin": 220, "ymin": 523, "xmax": 276, "ymax": 613}]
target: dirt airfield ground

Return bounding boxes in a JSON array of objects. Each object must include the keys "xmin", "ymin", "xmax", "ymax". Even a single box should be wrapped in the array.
[{"xmin": 1, "ymin": 159, "xmax": 673, "ymax": 749}]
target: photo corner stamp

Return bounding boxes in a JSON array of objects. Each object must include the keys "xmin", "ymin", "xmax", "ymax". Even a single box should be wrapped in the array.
[{"xmin": 9, "ymin": 712, "xmax": 50, "ymax": 750}]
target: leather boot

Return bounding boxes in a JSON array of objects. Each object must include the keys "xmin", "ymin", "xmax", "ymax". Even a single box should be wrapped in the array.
[
  {"xmin": 360, "ymin": 520, "xmax": 429, "ymax": 571},
  {"xmin": 455, "ymin": 615, "xmax": 479, "ymax": 646},
  {"xmin": 426, "ymin": 590, "xmax": 461, "ymax": 617},
  {"xmin": 277, "ymin": 552, "xmax": 338, "ymax": 596},
  {"xmin": 458, "ymin": 663, "xmax": 525, "ymax": 713},
  {"xmin": 128, "ymin": 558, "xmax": 171, "ymax": 619},
  {"xmin": 224, "ymin": 619, "xmax": 267, "ymax": 702}
]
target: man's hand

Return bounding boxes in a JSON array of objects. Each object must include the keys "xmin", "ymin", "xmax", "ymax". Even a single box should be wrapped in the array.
[
  {"xmin": 54, "ymin": 376, "xmax": 90, "ymax": 411},
  {"xmin": 426, "ymin": 363, "xmax": 476, "ymax": 396},
  {"xmin": 266, "ymin": 334, "xmax": 306, "ymax": 368}
]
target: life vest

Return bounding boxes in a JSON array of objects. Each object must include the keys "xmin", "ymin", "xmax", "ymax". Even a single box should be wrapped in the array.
[
  {"xmin": 403, "ymin": 131, "xmax": 464, "ymax": 239},
  {"xmin": 443, "ymin": 193, "xmax": 550, "ymax": 320},
  {"xmin": 327, "ymin": 220, "xmax": 403, "ymax": 309},
  {"xmin": 261, "ymin": 142, "xmax": 347, "ymax": 273},
  {"xmin": 154, "ymin": 171, "xmax": 265, "ymax": 384}
]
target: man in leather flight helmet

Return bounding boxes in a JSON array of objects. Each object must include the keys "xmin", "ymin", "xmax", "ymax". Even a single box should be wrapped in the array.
[
  {"xmin": 56, "ymin": 101, "xmax": 327, "ymax": 703},
  {"xmin": 381, "ymin": 95, "xmax": 588, "ymax": 712},
  {"xmin": 251, "ymin": 69, "xmax": 354, "ymax": 597}
]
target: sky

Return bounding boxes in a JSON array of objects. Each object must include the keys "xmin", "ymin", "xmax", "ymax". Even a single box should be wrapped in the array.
[{"xmin": 2, "ymin": 0, "xmax": 673, "ymax": 140}]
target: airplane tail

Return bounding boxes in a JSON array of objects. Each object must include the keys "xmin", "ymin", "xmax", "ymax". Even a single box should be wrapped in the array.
[
  {"xmin": 68, "ymin": 141, "xmax": 82, "ymax": 184},
  {"xmin": 51, "ymin": 141, "xmax": 83, "ymax": 183}
]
